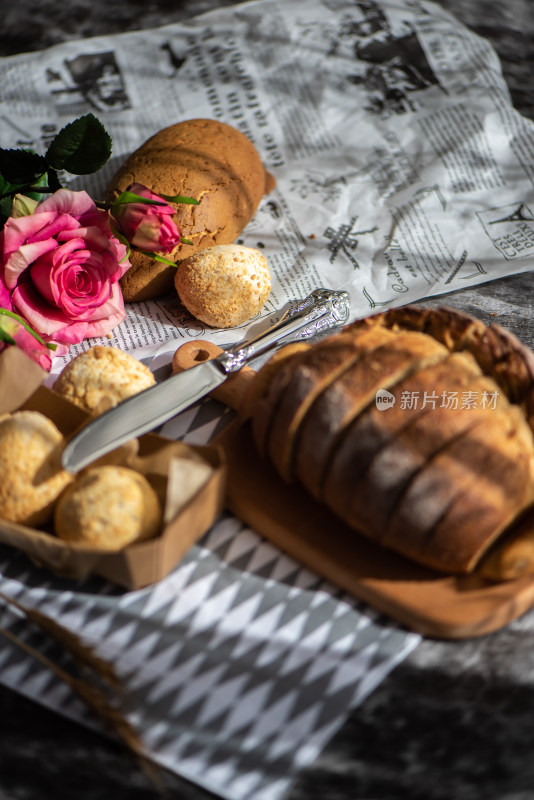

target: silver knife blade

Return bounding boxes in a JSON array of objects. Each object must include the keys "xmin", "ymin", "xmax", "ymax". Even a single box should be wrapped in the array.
[
  {"xmin": 61, "ymin": 287, "xmax": 351, "ymax": 473},
  {"xmin": 61, "ymin": 358, "xmax": 226, "ymax": 472}
]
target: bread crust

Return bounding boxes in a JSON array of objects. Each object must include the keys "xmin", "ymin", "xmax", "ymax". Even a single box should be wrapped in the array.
[
  {"xmin": 240, "ymin": 342, "xmax": 311, "ymax": 421},
  {"xmin": 251, "ymin": 345, "xmax": 315, "ymax": 459},
  {"xmin": 384, "ymin": 405, "xmax": 534, "ymax": 572}
]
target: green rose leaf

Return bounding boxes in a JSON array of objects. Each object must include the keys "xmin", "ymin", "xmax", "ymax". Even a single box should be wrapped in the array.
[
  {"xmin": 45, "ymin": 113, "xmax": 112, "ymax": 174},
  {"xmin": 0, "ymin": 308, "xmax": 57, "ymax": 350},
  {"xmin": 160, "ymin": 193, "xmax": 199, "ymax": 205},
  {"xmin": 0, "ymin": 328, "xmax": 16, "ymax": 346},
  {"xmin": 138, "ymin": 249, "xmax": 178, "ymax": 266},
  {"xmin": 0, "ymin": 174, "xmax": 16, "ymax": 196},
  {"xmin": 0, "ymin": 148, "xmax": 47, "ymax": 185},
  {"xmin": 0, "ymin": 172, "xmax": 16, "ymax": 218},
  {"xmin": 0, "ymin": 193, "xmax": 14, "ymax": 225},
  {"xmin": 112, "ymin": 191, "xmax": 167, "ymax": 207},
  {"xmin": 109, "ymin": 221, "xmax": 131, "ymax": 264}
]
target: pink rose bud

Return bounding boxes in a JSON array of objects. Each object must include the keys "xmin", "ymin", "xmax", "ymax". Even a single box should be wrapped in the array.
[
  {"xmin": 110, "ymin": 183, "xmax": 182, "ymax": 253},
  {"xmin": 0, "ymin": 313, "xmax": 53, "ymax": 371}
]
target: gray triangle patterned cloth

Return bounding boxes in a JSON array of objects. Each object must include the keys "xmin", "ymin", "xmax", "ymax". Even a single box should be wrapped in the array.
[{"xmin": 0, "ymin": 398, "xmax": 420, "ymax": 800}]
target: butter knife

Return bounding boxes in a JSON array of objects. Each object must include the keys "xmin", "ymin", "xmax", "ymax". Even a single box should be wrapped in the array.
[{"xmin": 61, "ymin": 288, "xmax": 350, "ymax": 472}]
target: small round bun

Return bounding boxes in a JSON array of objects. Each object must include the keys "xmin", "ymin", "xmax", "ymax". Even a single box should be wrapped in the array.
[
  {"xmin": 0, "ymin": 411, "xmax": 73, "ymax": 526},
  {"xmin": 174, "ymin": 244, "xmax": 271, "ymax": 328},
  {"xmin": 53, "ymin": 346, "xmax": 155, "ymax": 414},
  {"xmin": 54, "ymin": 466, "xmax": 162, "ymax": 550}
]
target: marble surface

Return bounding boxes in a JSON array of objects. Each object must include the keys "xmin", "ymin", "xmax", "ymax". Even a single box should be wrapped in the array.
[{"xmin": 2, "ymin": 1, "xmax": 534, "ymax": 798}]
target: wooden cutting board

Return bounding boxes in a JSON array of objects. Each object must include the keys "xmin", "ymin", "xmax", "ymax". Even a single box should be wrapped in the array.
[{"xmin": 174, "ymin": 341, "xmax": 534, "ymax": 639}]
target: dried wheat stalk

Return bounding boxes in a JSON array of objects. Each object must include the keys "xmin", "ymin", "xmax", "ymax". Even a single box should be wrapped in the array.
[{"xmin": 0, "ymin": 591, "xmax": 165, "ymax": 793}]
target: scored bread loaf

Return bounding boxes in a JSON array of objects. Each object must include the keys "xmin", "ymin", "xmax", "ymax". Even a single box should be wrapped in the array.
[
  {"xmin": 321, "ymin": 352, "xmax": 490, "ymax": 537},
  {"xmin": 244, "ymin": 305, "xmax": 534, "ymax": 578},
  {"xmin": 292, "ymin": 334, "xmax": 467, "ymax": 500},
  {"xmin": 106, "ymin": 118, "xmax": 275, "ymax": 302}
]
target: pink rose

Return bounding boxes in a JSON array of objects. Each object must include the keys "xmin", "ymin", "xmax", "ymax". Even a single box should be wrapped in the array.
[
  {"xmin": 0, "ymin": 312, "xmax": 52, "ymax": 371},
  {"xmin": 0, "ymin": 189, "xmax": 130, "ymax": 349},
  {"xmin": 110, "ymin": 183, "xmax": 181, "ymax": 253}
]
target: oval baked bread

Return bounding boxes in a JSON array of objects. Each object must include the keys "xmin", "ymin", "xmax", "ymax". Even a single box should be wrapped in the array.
[
  {"xmin": 52, "ymin": 345, "xmax": 155, "ymax": 414},
  {"xmin": 244, "ymin": 306, "xmax": 534, "ymax": 577},
  {"xmin": 0, "ymin": 411, "xmax": 73, "ymax": 526},
  {"xmin": 54, "ymin": 465, "xmax": 162, "ymax": 549},
  {"xmin": 105, "ymin": 118, "xmax": 276, "ymax": 302}
]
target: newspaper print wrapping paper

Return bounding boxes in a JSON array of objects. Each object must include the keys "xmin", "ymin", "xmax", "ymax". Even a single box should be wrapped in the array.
[
  {"xmin": 0, "ymin": 398, "xmax": 420, "ymax": 800},
  {"xmin": 1, "ymin": 0, "xmax": 534, "ymax": 796},
  {"xmin": 1, "ymin": 0, "xmax": 534, "ymax": 374}
]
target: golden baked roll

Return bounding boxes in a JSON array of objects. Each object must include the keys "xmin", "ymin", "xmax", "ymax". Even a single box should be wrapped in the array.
[
  {"xmin": 0, "ymin": 411, "xmax": 73, "ymax": 526},
  {"xmin": 53, "ymin": 345, "xmax": 155, "ymax": 414},
  {"xmin": 174, "ymin": 244, "xmax": 271, "ymax": 328},
  {"xmin": 106, "ymin": 118, "xmax": 276, "ymax": 302},
  {"xmin": 54, "ymin": 465, "xmax": 162, "ymax": 549},
  {"xmin": 246, "ymin": 306, "xmax": 534, "ymax": 577}
]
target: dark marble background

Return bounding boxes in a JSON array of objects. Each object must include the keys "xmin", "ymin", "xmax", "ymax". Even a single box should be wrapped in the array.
[{"xmin": 1, "ymin": 1, "xmax": 534, "ymax": 799}]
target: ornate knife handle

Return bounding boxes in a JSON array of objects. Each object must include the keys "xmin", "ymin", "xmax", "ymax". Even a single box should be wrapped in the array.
[{"xmin": 217, "ymin": 288, "xmax": 350, "ymax": 374}]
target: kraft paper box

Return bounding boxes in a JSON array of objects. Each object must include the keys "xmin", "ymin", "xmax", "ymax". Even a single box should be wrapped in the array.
[{"xmin": 0, "ymin": 348, "xmax": 226, "ymax": 589}]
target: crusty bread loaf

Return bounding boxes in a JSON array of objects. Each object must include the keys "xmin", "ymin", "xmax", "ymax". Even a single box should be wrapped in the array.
[
  {"xmin": 266, "ymin": 331, "xmax": 394, "ymax": 482},
  {"xmin": 383, "ymin": 403, "xmax": 534, "ymax": 573},
  {"xmin": 269, "ymin": 327, "xmax": 453, "ymax": 484},
  {"xmin": 246, "ymin": 305, "xmax": 534, "ymax": 577},
  {"xmin": 251, "ymin": 340, "xmax": 324, "ymax": 459},
  {"xmin": 356, "ymin": 304, "xmax": 534, "ymax": 427},
  {"xmin": 106, "ymin": 118, "xmax": 275, "ymax": 302},
  {"xmin": 321, "ymin": 352, "xmax": 487, "ymax": 527},
  {"xmin": 293, "ymin": 341, "xmax": 478, "ymax": 501},
  {"xmin": 251, "ymin": 326, "xmax": 401, "ymax": 472}
]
